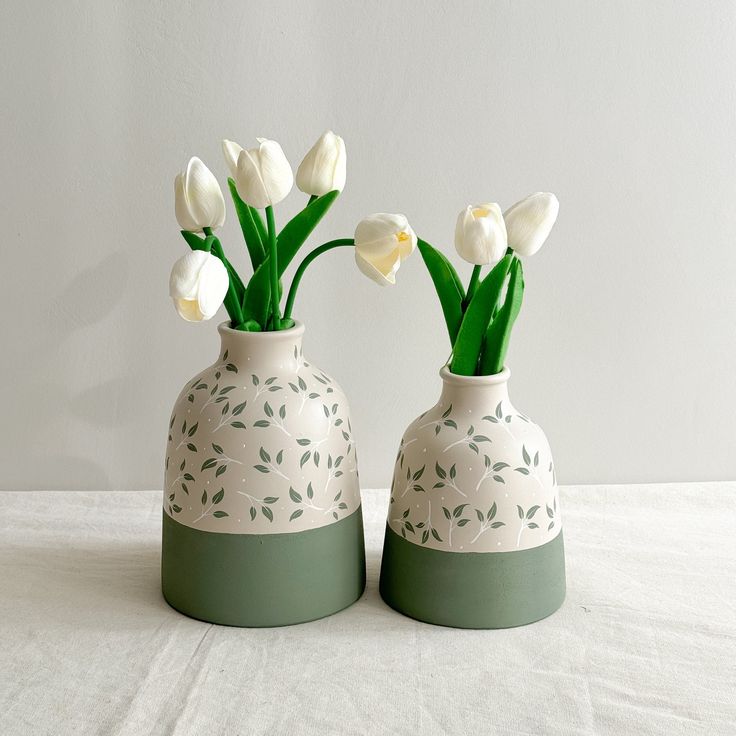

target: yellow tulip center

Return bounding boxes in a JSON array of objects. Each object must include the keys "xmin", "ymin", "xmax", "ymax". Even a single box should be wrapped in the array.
[
  {"xmin": 395, "ymin": 231, "xmax": 410, "ymax": 242},
  {"xmin": 472, "ymin": 207, "xmax": 491, "ymax": 219}
]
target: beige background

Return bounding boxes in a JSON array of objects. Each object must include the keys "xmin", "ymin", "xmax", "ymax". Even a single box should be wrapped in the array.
[{"xmin": 1, "ymin": 1, "xmax": 735, "ymax": 490}]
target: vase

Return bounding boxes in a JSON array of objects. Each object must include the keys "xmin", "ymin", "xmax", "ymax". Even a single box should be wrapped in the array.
[
  {"xmin": 379, "ymin": 366, "xmax": 565, "ymax": 628},
  {"xmin": 162, "ymin": 321, "xmax": 365, "ymax": 626}
]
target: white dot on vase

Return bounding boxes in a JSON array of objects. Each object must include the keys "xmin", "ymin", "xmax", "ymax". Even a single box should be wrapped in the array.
[
  {"xmin": 505, "ymin": 493, "xmax": 508, "ymax": 497},
  {"xmin": 460, "ymin": 546, "xmax": 464, "ymax": 550},
  {"xmin": 206, "ymin": 481, "xmax": 210, "ymax": 484},
  {"xmin": 237, "ymin": 519, "xmax": 240, "ymax": 522},
  {"xmin": 497, "ymin": 541, "xmax": 501, "ymax": 546}
]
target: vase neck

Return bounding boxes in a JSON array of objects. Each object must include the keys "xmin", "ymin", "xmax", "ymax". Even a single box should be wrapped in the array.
[
  {"xmin": 216, "ymin": 321, "xmax": 305, "ymax": 372},
  {"xmin": 438, "ymin": 366, "xmax": 511, "ymax": 410}
]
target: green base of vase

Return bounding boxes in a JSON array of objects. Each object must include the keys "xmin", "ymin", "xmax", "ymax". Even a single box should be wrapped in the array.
[
  {"xmin": 162, "ymin": 508, "xmax": 366, "ymax": 627},
  {"xmin": 379, "ymin": 525, "xmax": 565, "ymax": 629}
]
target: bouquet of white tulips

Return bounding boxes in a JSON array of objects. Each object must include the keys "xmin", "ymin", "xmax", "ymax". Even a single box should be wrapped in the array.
[
  {"xmin": 170, "ymin": 131, "xmax": 360, "ymax": 331},
  {"xmin": 405, "ymin": 193, "xmax": 559, "ymax": 376}
]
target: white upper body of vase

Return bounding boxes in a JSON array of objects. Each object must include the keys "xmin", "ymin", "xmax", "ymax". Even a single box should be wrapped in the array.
[
  {"xmin": 388, "ymin": 366, "xmax": 561, "ymax": 553},
  {"xmin": 164, "ymin": 322, "xmax": 360, "ymax": 534}
]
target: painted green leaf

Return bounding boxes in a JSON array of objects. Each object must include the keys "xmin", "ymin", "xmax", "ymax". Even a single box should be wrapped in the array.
[
  {"xmin": 202, "ymin": 490, "xmax": 207, "ymax": 505},
  {"xmin": 262, "ymin": 506, "xmax": 274, "ymax": 522},
  {"xmin": 442, "ymin": 506, "xmax": 451, "ymax": 520},
  {"xmin": 249, "ymin": 507, "xmax": 257, "ymax": 521},
  {"xmin": 476, "ymin": 509, "xmax": 484, "ymax": 522},
  {"xmin": 491, "ymin": 521, "xmax": 505, "ymax": 529},
  {"xmin": 307, "ymin": 482, "xmax": 314, "ymax": 499},
  {"xmin": 263, "ymin": 496, "xmax": 278, "ymax": 504},
  {"xmin": 450, "ymin": 255, "xmax": 512, "ymax": 375},
  {"xmin": 289, "ymin": 487, "xmax": 302, "ymax": 503},
  {"xmin": 431, "ymin": 528, "xmax": 442, "ymax": 542},
  {"xmin": 212, "ymin": 489, "xmax": 224, "ymax": 504},
  {"xmin": 213, "ymin": 510, "xmax": 228, "ymax": 518},
  {"xmin": 479, "ymin": 258, "xmax": 525, "ymax": 375},
  {"xmin": 517, "ymin": 505, "xmax": 524, "ymax": 519},
  {"xmin": 290, "ymin": 509, "xmax": 303, "ymax": 521},
  {"xmin": 526, "ymin": 505, "xmax": 540, "ymax": 519},
  {"xmin": 522, "ymin": 445, "xmax": 531, "ymax": 466},
  {"xmin": 231, "ymin": 421, "xmax": 247, "ymax": 429},
  {"xmin": 417, "ymin": 239, "xmax": 465, "ymax": 345},
  {"xmin": 254, "ymin": 465, "xmax": 269, "ymax": 474},
  {"xmin": 215, "ymin": 464, "xmax": 227, "ymax": 477},
  {"xmin": 201, "ymin": 458, "xmax": 217, "ymax": 471},
  {"xmin": 457, "ymin": 519, "xmax": 470, "ymax": 527}
]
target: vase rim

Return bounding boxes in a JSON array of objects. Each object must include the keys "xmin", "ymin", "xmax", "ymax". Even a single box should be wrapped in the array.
[
  {"xmin": 217, "ymin": 320, "xmax": 305, "ymax": 340},
  {"xmin": 439, "ymin": 365, "xmax": 510, "ymax": 386}
]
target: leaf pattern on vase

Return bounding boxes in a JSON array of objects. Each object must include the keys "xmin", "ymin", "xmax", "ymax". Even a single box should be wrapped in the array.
[
  {"xmin": 164, "ymin": 333, "xmax": 361, "ymax": 534},
  {"xmin": 387, "ymin": 380, "xmax": 562, "ymax": 553}
]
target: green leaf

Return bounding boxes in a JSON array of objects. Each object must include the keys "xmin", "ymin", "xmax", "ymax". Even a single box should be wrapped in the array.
[
  {"xmin": 213, "ymin": 510, "xmax": 228, "ymax": 518},
  {"xmin": 201, "ymin": 490, "xmax": 207, "ymax": 505},
  {"xmin": 249, "ymin": 507, "xmax": 257, "ymax": 521},
  {"xmin": 242, "ymin": 191, "xmax": 340, "ymax": 325},
  {"xmin": 417, "ymin": 240, "xmax": 465, "ymax": 346},
  {"xmin": 522, "ymin": 445, "xmax": 531, "ymax": 466},
  {"xmin": 213, "ymin": 489, "xmax": 224, "ymax": 504},
  {"xmin": 442, "ymin": 506, "xmax": 451, "ymax": 520},
  {"xmin": 289, "ymin": 488, "xmax": 303, "ymax": 503},
  {"xmin": 201, "ymin": 458, "xmax": 217, "ymax": 471},
  {"xmin": 262, "ymin": 506, "xmax": 274, "ymax": 522},
  {"xmin": 215, "ymin": 464, "xmax": 227, "ymax": 477},
  {"xmin": 457, "ymin": 518, "xmax": 470, "ymax": 527},
  {"xmin": 526, "ymin": 505, "xmax": 540, "ymax": 519},
  {"xmin": 290, "ymin": 509, "xmax": 304, "ymax": 521},
  {"xmin": 263, "ymin": 497, "xmax": 278, "ymax": 504},
  {"xmin": 180, "ymin": 230, "xmax": 207, "ymax": 251},
  {"xmin": 479, "ymin": 258, "xmax": 525, "ymax": 375},
  {"xmin": 231, "ymin": 421, "xmax": 247, "ymax": 429},
  {"xmin": 227, "ymin": 178, "xmax": 266, "ymax": 270},
  {"xmin": 450, "ymin": 255, "xmax": 513, "ymax": 375}
]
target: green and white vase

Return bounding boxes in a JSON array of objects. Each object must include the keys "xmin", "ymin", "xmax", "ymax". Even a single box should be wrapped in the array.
[
  {"xmin": 379, "ymin": 366, "xmax": 565, "ymax": 628},
  {"xmin": 162, "ymin": 321, "xmax": 366, "ymax": 626}
]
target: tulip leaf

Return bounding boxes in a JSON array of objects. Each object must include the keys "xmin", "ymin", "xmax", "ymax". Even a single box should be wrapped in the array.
[
  {"xmin": 180, "ymin": 231, "xmax": 207, "ymax": 251},
  {"xmin": 227, "ymin": 178, "xmax": 267, "ymax": 270},
  {"xmin": 479, "ymin": 258, "xmax": 524, "ymax": 375},
  {"xmin": 450, "ymin": 255, "xmax": 513, "ymax": 375},
  {"xmin": 242, "ymin": 190, "xmax": 340, "ymax": 327},
  {"xmin": 417, "ymin": 240, "xmax": 465, "ymax": 345}
]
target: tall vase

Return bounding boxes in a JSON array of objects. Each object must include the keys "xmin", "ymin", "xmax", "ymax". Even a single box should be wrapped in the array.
[
  {"xmin": 379, "ymin": 366, "xmax": 565, "ymax": 628},
  {"xmin": 162, "ymin": 321, "xmax": 365, "ymax": 626}
]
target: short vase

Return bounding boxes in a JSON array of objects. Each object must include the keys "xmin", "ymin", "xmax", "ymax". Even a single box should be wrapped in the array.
[
  {"xmin": 379, "ymin": 366, "xmax": 565, "ymax": 628},
  {"xmin": 162, "ymin": 322, "xmax": 366, "ymax": 626}
]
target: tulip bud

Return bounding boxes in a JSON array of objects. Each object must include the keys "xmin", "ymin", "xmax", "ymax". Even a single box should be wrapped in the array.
[
  {"xmin": 174, "ymin": 157, "xmax": 226, "ymax": 232},
  {"xmin": 454, "ymin": 203, "xmax": 507, "ymax": 266},
  {"xmin": 504, "ymin": 192, "xmax": 559, "ymax": 256},
  {"xmin": 233, "ymin": 138, "xmax": 293, "ymax": 209},
  {"xmin": 222, "ymin": 139, "xmax": 243, "ymax": 179},
  {"xmin": 354, "ymin": 213, "xmax": 417, "ymax": 286},
  {"xmin": 296, "ymin": 130, "xmax": 347, "ymax": 196},
  {"xmin": 169, "ymin": 250, "xmax": 229, "ymax": 322}
]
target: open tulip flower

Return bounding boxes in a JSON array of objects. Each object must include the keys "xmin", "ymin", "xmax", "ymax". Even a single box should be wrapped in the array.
[
  {"xmin": 405, "ymin": 192, "xmax": 559, "ymax": 376},
  {"xmin": 354, "ymin": 213, "xmax": 417, "ymax": 286},
  {"xmin": 454, "ymin": 203, "xmax": 507, "ymax": 266}
]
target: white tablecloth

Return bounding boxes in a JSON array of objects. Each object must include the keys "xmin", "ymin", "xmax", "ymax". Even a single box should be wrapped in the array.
[{"xmin": 0, "ymin": 485, "xmax": 734, "ymax": 735}]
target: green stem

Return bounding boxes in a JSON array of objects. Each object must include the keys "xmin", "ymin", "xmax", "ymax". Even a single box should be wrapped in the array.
[
  {"xmin": 205, "ymin": 228, "xmax": 245, "ymax": 329},
  {"xmin": 308, "ymin": 194, "xmax": 318, "ymax": 205},
  {"xmin": 283, "ymin": 238, "xmax": 355, "ymax": 321},
  {"xmin": 463, "ymin": 265, "xmax": 482, "ymax": 311},
  {"xmin": 265, "ymin": 206, "xmax": 281, "ymax": 330}
]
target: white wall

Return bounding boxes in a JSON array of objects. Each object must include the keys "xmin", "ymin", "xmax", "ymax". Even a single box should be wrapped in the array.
[{"xmin": 2, "ymin": 0, "xmax": 735, "ymax": 490}]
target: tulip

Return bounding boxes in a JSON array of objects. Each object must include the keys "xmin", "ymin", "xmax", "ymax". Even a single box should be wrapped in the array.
[
  {"xmin": 454, "ymin": 203, "xmax": 507, "ymax": 266},
  {"xmin": 169, "ymin": 250, "xmax": 229, "ymax": 322},
  {"xmin": 295, "ymin": 130, "xmax": 347, "ymax": 196},
  {"xmin": 232, "ymin": 138, "xmax": 293, "ymax": 209},
  {"xmin": 354, "ymin": 213, "xmax": 417, "ymax": 286},
  {"xmin": 174, "ymin": 157, "xmax": 226, "ymax": 232},
  {"xmin": 504, "ymin": 192, "xmax": 559, "ymax": 256},
  {"xmin": 222, "ymin": 139, "xmax": 243, "ymax": 179}
]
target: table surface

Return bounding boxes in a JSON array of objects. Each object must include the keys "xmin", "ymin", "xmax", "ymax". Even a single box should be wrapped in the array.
[{"xmin": 1, "ymin": 485, "xmax": 734, "ymax": 736}]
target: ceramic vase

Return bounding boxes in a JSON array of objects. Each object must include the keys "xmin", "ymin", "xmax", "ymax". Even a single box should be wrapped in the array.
[
  {"xmin": 162, "ymin": 321, "xmax": 365, "ymax": 626},
  {"xmin": 379, "ymin": 366, "xmax": 565, "ymax": 628}
]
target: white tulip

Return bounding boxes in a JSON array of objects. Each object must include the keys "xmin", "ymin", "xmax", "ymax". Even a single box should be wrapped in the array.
[
  {"xmin": 354, "ymin": 213, "xmax": 417, "ymax": 286},
  {"xmin": 174, "ymin": 157, "xmax": 226, "ymax": 232},
  {"xmin": 454, "ymin": 203, "xmax": 507, "ymax": 266},
  {"xmin": 296, "ymin": 130, "xmax": 347, "ymax": 196},
  {"xmin": 504, "ymin": 192, "xmax": 559, "ymax": 256},
  {"xmin": 169, "ymin": 250, "xmax": 229, "ymax": 322},
  {"xmin": 222, "ymin": 139, "xmax": 243, "ymax": 179},
  {"xmin": 233, "ymin": 138, "xmax": 293, "ymax": 209}
]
